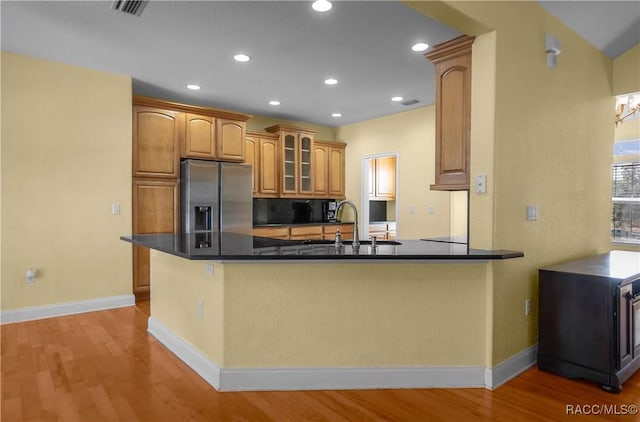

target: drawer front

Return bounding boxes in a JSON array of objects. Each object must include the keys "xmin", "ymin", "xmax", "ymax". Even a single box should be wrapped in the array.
[
  {"xmin": 290, "ymin": 225, "xmax": 323, "ymax": 240},
  {"xmin": 253, "ymin": 227, "xmax": 290, "ymax": 239}
]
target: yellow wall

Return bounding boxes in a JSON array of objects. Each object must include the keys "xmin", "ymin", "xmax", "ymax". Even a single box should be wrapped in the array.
[
  {"xmin": 336, "ymin": 106, "xmax": 454, "ymax": 238},
  {"xmin": 1, "ymin": 52, "xmax": 133, "ymax": 310},
  {"xmin": 150, "ymin": 250, "xmax": 488, "ymax": 368},
  {"xmin": 151, "ymin": 251, "xmax": 225, "ymax": 364},
  {"xmin": 409, "ymin": 1, "xmax": 615, "ymax": 364},
  {"xmin": 247, "ymin": 115, "xmax": 337, "ymax": 141},
  {"xmin": 613, "ymin": 44, "xmax": 640, "ymax": 95}
]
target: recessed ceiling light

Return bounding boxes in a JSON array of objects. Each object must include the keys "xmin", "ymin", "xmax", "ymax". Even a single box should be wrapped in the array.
[
  {"xmin": 332, "ymin": 113, "xmax": 342, "ymax": 117},
  {"xmin": 411, "ymin": 42, "xmax": 430, "ymax": 52},
  {"xmin": 269, "ymin": 100, "xmax": 281, "ymax": 106},
  {"xmin": 234, "ymin": 54, "xmax": 251, "ymax": 62},
  {"xmin": 391, "ymin": 96, "xmax": 404, "ymax": 102},
  {"xmin": 324, "ymin": 78, "xmax": 338, "ymax": 85},
  {"xmin": 186, "ymin": 84, "xmax": 201, "ymax": 90},
  {"xmin": 312, "ymin": 0, "xmax": 332, "ymax": 12}
]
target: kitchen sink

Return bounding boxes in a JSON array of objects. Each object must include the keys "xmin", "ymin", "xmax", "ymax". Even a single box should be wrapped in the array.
[{"xmin": 301, "ymin": 239, "xmax": 402, "ymax": 246}]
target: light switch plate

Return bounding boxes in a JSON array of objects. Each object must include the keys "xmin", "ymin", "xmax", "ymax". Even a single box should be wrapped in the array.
[
  {"xmin": 475, "ymin": 175, "xmax": 487, "ymax": 193},
  {"xmin": 527, "ymin": 205, "xmax": 538, "ymax": 221},
  {"xmin": 112, "ymin": 203, "xmax": 120, "ymax": 215}
]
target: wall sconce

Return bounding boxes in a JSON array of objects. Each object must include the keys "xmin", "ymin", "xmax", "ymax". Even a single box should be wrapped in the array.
[
  {"xmin": 615, "ymin": 94, "xmax": 640, "ymax": 126},
  {"xmin": 545, "ymin": 34, "xmax": 561, "ymax": 68}
]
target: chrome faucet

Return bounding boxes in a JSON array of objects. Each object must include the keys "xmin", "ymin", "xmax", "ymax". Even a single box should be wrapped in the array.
[{"xmin": 335, "ymin": 200, "xmax": 360, "ymax": 248}]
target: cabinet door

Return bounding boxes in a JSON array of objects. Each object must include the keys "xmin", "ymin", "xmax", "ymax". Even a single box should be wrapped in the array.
[
  {"xmin": 375, "ymin": 155, "xmax": 396, "ymax": 199},
  {"xmin": 328, "ymin": 145, "xmax": 345, "ymax": 198},
  {"xmin": 133, "ymin": 106, "xmax": 182, "ymax": 178},
  {"xmin": 184, "ymin": 113, "xmax": 216, "ymax": 159},
  {"xmin": 299, "ymin": 134, "xmax": 314, "ymax": 195},
  {"xmin": 253, "ymin": 226, "xmax": 290, "ymax": 239},
  {"xmin": 245, "ymin": 136, "xmax": 259, "ymax": 195},
  {"xmin": 426, "ymin": 35, "xmax": 474, "ymax": 191},
  {"xmin": 259, "ymin": 138, "xmax": 279, "ymax": 196},
  {"xmin": 290, "ymin": 225, "xmax": 323, "ymax": 240},
  {"xmin": 132, "ymin": 178, "xmax": 179, "ymax": 299},
  {"xmin": 619, "ymin": 285, "xmax": 633, "ymax": 369},
  {"xmin": 368, "ymin": 159, "xmax": 376, "ymax": 198},
  {"xmin": 313, "ymin": 144, "xmax": 329, "ymax": 196},
  {"xmin": 281, "ymin": 132, "xmax": 298, "ymax": 195},
  {"xmin": 216, "ymin": 119, "xmax": 246, "ymax": 162}
]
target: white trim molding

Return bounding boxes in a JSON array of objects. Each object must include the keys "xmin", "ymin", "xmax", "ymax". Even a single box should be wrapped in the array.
[
  {"xmin": 148, "ymin": 317, "xmax": 498, "ymax": 392},
  {"xmin": 147, "ymin": 317, "xmax": 221, "ymax": 390},
  {"xmin": 484, "ymin": 344, "xmax": 538, "ymax": 390},
  {"xmin": 0, "ymin": 294, "xmax": 135, "ymax": 324}
]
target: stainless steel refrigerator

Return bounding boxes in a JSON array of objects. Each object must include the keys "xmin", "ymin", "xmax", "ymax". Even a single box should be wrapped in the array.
[{"xmin": 180, "ymin": 159, "xmax": 253, "ymax": 235}]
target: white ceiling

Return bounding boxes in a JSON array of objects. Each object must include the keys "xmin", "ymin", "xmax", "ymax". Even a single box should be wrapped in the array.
[{"xmin": 2, "ymin": 1, "xmax": 638, "ymax": 128}]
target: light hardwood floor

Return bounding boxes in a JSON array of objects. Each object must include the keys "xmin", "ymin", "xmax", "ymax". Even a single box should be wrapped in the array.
[{"xmin": 2, "ymin": 303, "xmax": 639, "ymax": 421}]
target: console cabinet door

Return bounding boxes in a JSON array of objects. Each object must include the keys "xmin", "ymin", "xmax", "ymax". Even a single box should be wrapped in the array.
[
  {"xmin": 184, "ymin": 113, "xmax": 216, "ymax": 159},
  {"xmin": 133, "ymin": 106, "xmax": 182, "ymax": 178},
  {"xmin": 132, "ymin": 178, "xmax": 179, "ymax": 299},
  {"xmin": 217, "ymin": 119, "xmax": 246, "ymax": 162},
  {"xmin": 620, "ymin": 285, "xmax": 633, "ymax": 369}
]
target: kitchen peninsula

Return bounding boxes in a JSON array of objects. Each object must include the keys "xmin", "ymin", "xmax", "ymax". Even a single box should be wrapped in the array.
[{"xmin": 122, "ymin": 233, "xmax": 523, "ymax": 391}]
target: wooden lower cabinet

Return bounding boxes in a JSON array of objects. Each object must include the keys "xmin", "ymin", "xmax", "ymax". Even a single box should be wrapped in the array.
[
  {"xmin": 253, "ymin": 226, "xmax": 289, "ymax": 239},
  {"xmin": 253, "ymin": 223, "xmax": 355, "ymax": 241},
  {"xmin": 132, "ymin": 178, "xmax": 179, "ymax": 299},
  {"xmin": 290, "ymin": 226, "xmax": 323, "ymax": 240},
  {"xmin": 368, "ymin": 222, "xmax": 396, "ymax": 240},
  {"xmin": 323, "ymin": 224, "xmax": 354, "ymax": 240}
]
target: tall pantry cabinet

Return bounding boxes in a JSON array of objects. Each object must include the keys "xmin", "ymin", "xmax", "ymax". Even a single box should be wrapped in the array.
[{"xmin": 131, "ymin": 96, "xmax": 250, "ymax": 299}]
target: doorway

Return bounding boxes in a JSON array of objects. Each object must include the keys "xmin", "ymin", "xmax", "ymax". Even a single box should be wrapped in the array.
[{"xmin": 361, "ymin": 152, "xmax": 399, "ymax": 240}]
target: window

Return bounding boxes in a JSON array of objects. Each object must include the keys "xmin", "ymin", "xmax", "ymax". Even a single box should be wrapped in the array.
[{"xmin": 612, "ymin": 160, "xmax": 640, "ymax": 243}]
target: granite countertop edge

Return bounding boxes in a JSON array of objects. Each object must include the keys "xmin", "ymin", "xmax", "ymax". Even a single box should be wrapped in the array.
[{"xmin": 121, "ymin": 233, "xmax": 524, "ymax": 262}]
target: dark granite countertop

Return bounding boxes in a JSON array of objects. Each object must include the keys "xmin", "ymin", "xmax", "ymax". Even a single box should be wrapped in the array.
[
  {"xmin": 539, "ymin": 251, "xmax": 640, "ymax": 284},
  {"xmin": 121, "ymin": 233, "xmax": 524, "ymax": 261}
]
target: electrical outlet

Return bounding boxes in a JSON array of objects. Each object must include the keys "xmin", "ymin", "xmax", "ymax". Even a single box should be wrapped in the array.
[
  {"xmin": 475, "ymin": 175, "xmax": 487, "ymax": 193},
  {"xmin": 525, "ymin": 298, "xmax": 531, "ymax": 316},
  {"xmin": 26, "ymin": 268, "xmax": 36, "ymax": 283}
]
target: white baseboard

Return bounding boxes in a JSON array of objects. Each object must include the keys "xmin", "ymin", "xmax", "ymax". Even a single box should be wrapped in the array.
[
  {"xmin": 147, "ymin": 316, "xmax": 487, "ymax": 392},
  {"xmin": 484, "ymin": 344, "xmax": 538, "ymax": 390},
  {"xmin": 147, "ymin": 317, "xmax": 221, "ymax": 390},
  {"xmin": 0, "ymin": 294, "xmax": 135, "ymax": 324}
]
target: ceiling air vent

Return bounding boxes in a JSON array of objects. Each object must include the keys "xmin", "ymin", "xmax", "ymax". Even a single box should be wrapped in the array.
[
  {"xmin": 401, "ymin": 99, "xmax": 419, "ymax": 106},
  {"xmin": 112, "ymin": 0, "xmax": 148, "ymax": 17}
]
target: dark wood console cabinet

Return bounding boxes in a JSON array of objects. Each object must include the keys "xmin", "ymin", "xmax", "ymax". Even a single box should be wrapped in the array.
[{"xmin": 538, "ymin": 251, "xmax": 640, "ymax": 392}]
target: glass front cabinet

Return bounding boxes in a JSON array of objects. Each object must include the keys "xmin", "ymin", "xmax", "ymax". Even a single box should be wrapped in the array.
[{"xmin": 266, "ymin": 125, "xmax": 315, "ymax": 197}]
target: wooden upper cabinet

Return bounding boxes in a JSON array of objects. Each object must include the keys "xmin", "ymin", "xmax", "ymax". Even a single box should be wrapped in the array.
[
  {"xmin": 375, "ymin": 155, "xmax": 396, "ymax": 199},
  {"xmin": 313, "ymin": 143, "xmax": 329, "ymax": 196},
  {"xmin": 312, "ymin": 141, "xmax": 346, "ymax": 199},
  {"xmin": 425, "ymin": 35, "xmax": 475, "ymax": 191},
  {"xmin": 369, "ymin": 155, "xmax": 396, "ymax": 200},
  {"xmin": 245, "ymin": 132, "xmax": 279, "ymax": 197},
  {"xmin": 266, "ymin": 125, "xmax": 315, "ymax": 197},
  {"xmin": 184, "ymin": 113, "xmax": 216, "ymax": 158},
  {"xmin": 133, "ymin": 106, "xmax": 183, "ymax": 178},
  {"xmin": 217, "ymin": 119, "xmax": 246, "ymax": 162},
  {"xmin": 259, "ymin": 137, "xmax": 279, "ymax": 196},
  {"xmin": 328, "ymin": 143, "xmax": 345, "ymax": 198},
  {"xmin": 245, "ymin": 136, "xmax": 259, "ymax": 195}
]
